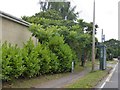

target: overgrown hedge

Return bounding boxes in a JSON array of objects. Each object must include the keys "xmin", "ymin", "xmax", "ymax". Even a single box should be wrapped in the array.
[{"xmin": 2, "ymin": 38, "xmax": 76, "ymax": 81}]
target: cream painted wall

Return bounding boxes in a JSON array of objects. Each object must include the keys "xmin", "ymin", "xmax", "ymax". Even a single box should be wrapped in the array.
[
  {"xmin": 1, "ymin": 17, "xmax": 37, "ymax": 47},
  {"xmin": 0, "ymin": 17, "xmax": 2, "ymax": 44},
  {"xmin": 0, "ymin": 16, "xmax": 1, "ymax": 90}
]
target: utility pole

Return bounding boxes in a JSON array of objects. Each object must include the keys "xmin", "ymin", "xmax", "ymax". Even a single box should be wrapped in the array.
[
  {"xmin": 39, "ymin": 0, "xmax": 41, "ymax": 12},
  {"xmin": 118, "ymin": 3, "xmax": 120, "ymax": 65},
  {"xmin": 92, "ymin": 0, "xmax": 95, "ymax": 71},
  {"xmin": 101, "ymin": 29, "xmax": 105, "ymax": 43},
  {"xmin": 101, "ymin": 29, "xmax": 103, "ymax": 43}
]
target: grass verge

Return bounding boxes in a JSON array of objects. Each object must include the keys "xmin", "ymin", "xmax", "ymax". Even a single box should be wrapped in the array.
[
  {"xmin": 3, "ymin": 73, "xmax": 70, "ymax": 88},
  {"xmin": 107, "ymin": 60, "xmax": 118, "ymax": 64},
  {"xmin": 65, "ymin": 70, "xmax": 108, "ymax": 88}
]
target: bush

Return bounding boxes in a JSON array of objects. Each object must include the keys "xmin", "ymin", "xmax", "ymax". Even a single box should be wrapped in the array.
[
  {"xmin": 2, "ymin": 37, "xmax": 76, "ymax": 81},
  {"xmin": 22, "ymin": 39, "xmax": 40, "ymax": 78},
  {"xmin": 2, "ymin": 42, "xmax": 12, "ymax": 81},
  {"xmin": 35, "ymin": 43, "xmax": 51, "ymax": 74},
  {"xmin": 49, "ymin": 52, "xmax": 59, "ymax": 73},
  {"xmin": 2, "ymin": 42, "xmax": 24, "ymax": 81},
  {"xmin": 48, "ymin": 36, "xmax": 74, "ymax": 72},
  {"xmin": 35, "ymin": 43, "xmax": 59, "ymax": 74},
  {"xmin": 58, "ymin": 44, "xmax": 73, "ymax": 72}
]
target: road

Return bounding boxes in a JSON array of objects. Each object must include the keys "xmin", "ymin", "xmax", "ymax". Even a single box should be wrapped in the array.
[
  {"xmin": 103, "ymin": 63, "xmax": 118, "ymax": 88},
  {"xmin": 97, "ymin": 60, "xmax": 119, "ymax": 89}
]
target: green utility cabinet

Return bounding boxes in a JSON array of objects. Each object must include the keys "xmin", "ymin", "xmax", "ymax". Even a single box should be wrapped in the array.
[{"xmin": 100, "ymin": 45, "xmax": 106, "ymax": 70}]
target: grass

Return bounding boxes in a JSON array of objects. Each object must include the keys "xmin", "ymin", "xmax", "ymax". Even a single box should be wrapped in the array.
[
  {"xmin": 107, "ymin": 60, "xmax": 118, "ymax": 64},
  {"xmin": 65, "ymin": 70, "xmax": 108, "ymax": 88},
  {"xmin": 64, "ymin": 60, "xmax": 114, "ymax": 88},
  {"xmin": 3, "ymin": 72, "xmax": 72, "ymax": 88},
  {"xmin": 73, "ymin": 62, "xmax": 84, "ymax": 73}
]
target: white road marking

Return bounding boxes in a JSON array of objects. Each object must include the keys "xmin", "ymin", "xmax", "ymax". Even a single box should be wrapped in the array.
[{"xmin": 100, "ymin": 62, "xmax": 118, "ymax": 88}]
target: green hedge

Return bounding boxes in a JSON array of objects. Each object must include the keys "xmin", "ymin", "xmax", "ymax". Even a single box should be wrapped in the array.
[
  {"xmin": 49, "ymin": 36, "xmax": 74, "ymax": 72},
  {"xmin": 2, "ymin": 38, "xmax": 75, "ymax": 81},
  {"xmin": 2, "ymin": 42, "xmax": 25, "ymax": 81},
  {"xmin": 22, "ymin": 39, "xmax": 40, "ymax": 78}
]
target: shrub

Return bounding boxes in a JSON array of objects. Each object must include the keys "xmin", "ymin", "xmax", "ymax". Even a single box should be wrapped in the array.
[
  {"xmin": 35, "ymin": 43, "xmax": 51, "ymax": 74},
  {"xmin": 48, "ymin": 52, "xmax": 59, "ymax": 73},
  {"xmin": 2, "ymin": 37, "xmax": 76, "ymax": 81},
  {"xmin": 22, "ymin": 39, "xmax": 40, "ymax": 78},
  {"xmin": 2, "ymin": 42, "xmax": 12, "ymax": 81},
  {"xmin": 2, "ymin": 42, "xmax": 24, "ymax": 81},
  {"xmin": 48, "ymin": 36, "xmax": 74, "ymax": 72}
]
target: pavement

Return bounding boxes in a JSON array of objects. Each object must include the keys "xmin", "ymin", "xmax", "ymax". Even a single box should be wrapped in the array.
[{"xmin": 35, "ymin": 67, "xmax": 91, "ymax": 88}]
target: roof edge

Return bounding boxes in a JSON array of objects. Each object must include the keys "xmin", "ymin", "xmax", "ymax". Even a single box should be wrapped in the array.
[{"xmin": 0, "ymin": 10, "xmax": 31, "ymax": 27}]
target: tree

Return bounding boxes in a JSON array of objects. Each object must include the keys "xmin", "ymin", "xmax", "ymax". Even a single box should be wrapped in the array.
[
  {"xmin": 77, "ymin": 19, "xmax": 99, "ymax": 35},
  {"xmin": 22, "ymin": 5, "xmax": 99, "ymax": 67},
  {"xmin": 34, "ymin": 9, "xmax": 63, "ymax": 20},
  {"xmin": 104, "ymin": 39, "xmax": 120, "ymax": 60},
  {"xmin": 38, "ymin": 1, "xmax": 79, "ymax": 20}
]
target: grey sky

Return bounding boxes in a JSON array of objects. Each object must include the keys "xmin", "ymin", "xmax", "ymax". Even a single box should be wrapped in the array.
[{"xmin": 0, "ymin": 0, "xmax": 119, "ymax": 42}]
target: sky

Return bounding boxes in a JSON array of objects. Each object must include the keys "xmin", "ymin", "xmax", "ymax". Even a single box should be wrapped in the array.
[{"xmin": 0, "ymin": 0, "xmax": 119, "ymax": 42}]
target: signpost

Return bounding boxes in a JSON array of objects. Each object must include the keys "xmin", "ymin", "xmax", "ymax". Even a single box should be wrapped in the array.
[{"xmin": 72, "ymin": 61, "xmax": 74, "ymax": 73}]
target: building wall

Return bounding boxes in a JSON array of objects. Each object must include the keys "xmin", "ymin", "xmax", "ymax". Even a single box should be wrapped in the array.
[
  {"xmin": 0, "ymin": 17, "xmax": 2, "ymax": 45},
  {"xmin": 1, "ymin": 17, "xmax": 37, "ymax": 47}
]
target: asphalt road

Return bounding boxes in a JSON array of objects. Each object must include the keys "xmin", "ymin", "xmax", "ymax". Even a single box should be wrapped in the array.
[
  {"xmin": 97, "ymin": 60, "xmax": 119, "ymax": 89},
  {"xmin": 103, "ymin": 63, "xmax": 118, "ymax": 88}
]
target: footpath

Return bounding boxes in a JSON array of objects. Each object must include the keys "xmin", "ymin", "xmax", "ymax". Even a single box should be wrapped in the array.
[{"xmin": 34, "ymin": 65, "xmax": 99, "ymax": 88}]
